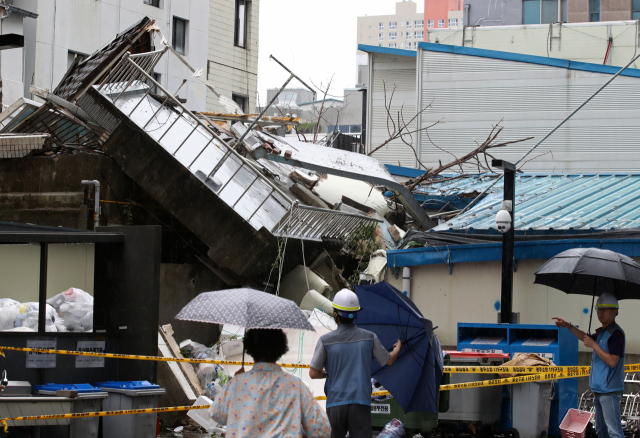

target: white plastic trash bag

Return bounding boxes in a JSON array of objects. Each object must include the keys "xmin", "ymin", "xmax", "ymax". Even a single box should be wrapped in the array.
[
  {"xmin": 0, "ymin": 299, "xmax": 19, "ymax": 331},
  {"xmin": 47, "ymin": 288, "xmax": 93, "ymax": 332},
  {"xmin": 15, "ymin": 303, "xmax": 66, "ymax": 332}
]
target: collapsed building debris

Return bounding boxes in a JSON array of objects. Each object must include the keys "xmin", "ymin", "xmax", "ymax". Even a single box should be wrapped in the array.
[{"xmin": 0, "ymin": 17, "xmax": 431, "ymax": 292}]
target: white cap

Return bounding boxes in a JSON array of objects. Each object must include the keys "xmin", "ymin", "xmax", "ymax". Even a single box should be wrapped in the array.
[
  {"xmin": 332, "ymin": 289, "xmax": 361, "ymax": 312},
  {"xmin": 596, "ymin": 293, "xmax": 619, "ymax": 309}
]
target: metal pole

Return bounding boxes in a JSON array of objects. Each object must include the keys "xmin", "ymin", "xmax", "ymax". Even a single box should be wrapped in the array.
[
  {"xmin": 234, "ymin": 74, "xmax": 295, "ymax": 148},
  {"xmin": 38, "ymin": 243, "xmax": 48, "ymax": 334},
  {"xmin": 269, "ymin": 55, "xmax": 316, "ymax": 99},
  {"xmin": 500, "ymin": 165, "xmax": 516, "ymax": 324},
  {"xmin": 82, "ymin": 180, "xmax": 100, "ymax": 230}
]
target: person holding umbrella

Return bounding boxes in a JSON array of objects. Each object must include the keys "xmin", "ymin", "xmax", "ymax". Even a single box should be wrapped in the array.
[
  {"xmin": 553, "ymin": 293, "xmax": 626, "ymax": 438},
  {"xmin": 309, "ymin": 289, "xmax": 403, "ymax": 438}
]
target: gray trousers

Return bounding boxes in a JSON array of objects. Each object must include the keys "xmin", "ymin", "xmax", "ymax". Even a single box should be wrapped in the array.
[{"xmin": 326, "ymin": 404, "xmax": 372, "ymax": 438}]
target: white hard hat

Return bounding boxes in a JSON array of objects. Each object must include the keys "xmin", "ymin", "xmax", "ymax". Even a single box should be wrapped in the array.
[
  {"xmin": 596, "ymin": 293, "xmax": 619, "ymax": 309},
  {"xmin": 332, "ymin": 289, "xmax": 361, "ymax": 313}
]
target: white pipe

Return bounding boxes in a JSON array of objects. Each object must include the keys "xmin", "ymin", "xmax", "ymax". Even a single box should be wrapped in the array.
[
  {"xmin": 81, "ymin": 180, "xmax": 100, "ymax": 230},
  {"xmin": 402, "ymin": 267, "xmax": 411, "ymax": 299}
]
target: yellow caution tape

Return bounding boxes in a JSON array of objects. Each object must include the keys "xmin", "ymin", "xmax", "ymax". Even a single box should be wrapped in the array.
[
  {"xmin": 444, "ymin": 364, "xmax": 640, "ymax": 374},
  {"xmin": 443, "ymin": 365, "xmax": 592, "ymax": 374},
  {"xmin": 0, "ymin": 405, "xmax": 208, "ymax": 432},
  {"xmin": 439, "ymin": 369, "xmax": 590, "ymax": 391},
  {"xmin": 0, "ymin": 346, "xmax": 310, "ymax": 369}
]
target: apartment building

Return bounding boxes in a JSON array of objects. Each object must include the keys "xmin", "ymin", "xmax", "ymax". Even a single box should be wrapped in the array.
[
  {"xmin": 424, "ymin": 0, "xmax": 463, "ymax": 31},
  {"xmin": 356, "ymin": 0, "xmax": 424, "ymax": 84},
  {"xmin": 463, "ymin": 0, "xmax": 638, "ymax": 26},
  {"xmin": 0, "ymin": 0, "xmax": 258, "ymax": 113}
]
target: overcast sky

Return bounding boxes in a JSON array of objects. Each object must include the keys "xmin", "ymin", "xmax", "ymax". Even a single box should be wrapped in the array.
[{"xmin": 256, "ymin": 0, "xmax": 424, "ymax": 106}]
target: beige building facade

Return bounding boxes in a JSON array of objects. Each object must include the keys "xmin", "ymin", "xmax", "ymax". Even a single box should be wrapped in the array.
[{"xmin": 356, "ymin": 0, "xmax": 424, "ymax": 83}]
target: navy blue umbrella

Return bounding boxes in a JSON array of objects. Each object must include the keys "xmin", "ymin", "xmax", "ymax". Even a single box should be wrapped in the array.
[{"xmin": 354, "ymin": 282, "xmax": 443, "ymax": 413}]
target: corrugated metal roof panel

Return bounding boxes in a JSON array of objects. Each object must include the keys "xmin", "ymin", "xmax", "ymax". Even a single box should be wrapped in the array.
[{"xmin": 418, "ymin": 173, "xmax": 640, "ymax": 231}]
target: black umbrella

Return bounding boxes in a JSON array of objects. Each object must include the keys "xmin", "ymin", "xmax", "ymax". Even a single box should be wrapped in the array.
[{"xmin": 534, "ymin": 247, "xmax": 640, "ymax": 333}]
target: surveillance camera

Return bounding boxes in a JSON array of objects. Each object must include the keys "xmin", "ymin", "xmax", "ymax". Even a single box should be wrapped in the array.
[{"xmin": 496, "ymin": 209, "xmax": 512, "ymax": 234}]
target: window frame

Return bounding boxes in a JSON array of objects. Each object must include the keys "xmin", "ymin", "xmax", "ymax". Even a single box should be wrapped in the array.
[
  {"xmin": 415, "ymin": 20, "xmax": 424, "ymax": 29},
  {"xmin": 234, "ymin": 0, "xmax": 249, "ymax": 49},
  {"xmin": 427, "ymin": 20, "xmax": 434, "ymax": 28},
  {"xmin": 449, "ymin": 18, "xmax": 458, "ymax": 27},
  {"xmin": 389, "ymin": 21, "xmax": 398, "ymax": 29},
  {"xmin": 589, "ymin": 0, "xmax": 600, "ymax": 21},
  {"xmin": 438, "ymin": 19, "xmax": 445, "ymax": 27},
  {"xmin": 143, "ymin": 0, "xmax": 160, "ymax": 7},
  {"xmin": 389, "ymin": 43, "xmax": 397, "ymax": 48},
  {"xmin": 379, "ymin": 33, "xmax": 384, "ymax": 41},
  {"xmin": 379, "ymin": 22, "xmax": 384, "ymax": 30},
  {"xmin": 415, "ymin": 30, "xmax": 424, "ymax": 39},
  {"xmin": 406, "ymin": 21, "xmax": 413, "ymax": 29},
  {"xmin": 406, "ymin": 32, "xmax": 412, "ymax": 39},
  {"xmin": 232, "ymin": 93, "xmax": 248, "ymax": 113},
  {"xmin": 389, "ymin": 32, "xmax": 397, "ymax": 40},
  {"xmin": 172, "ymin": 16, "xmax": 188, "ymax": 55}
]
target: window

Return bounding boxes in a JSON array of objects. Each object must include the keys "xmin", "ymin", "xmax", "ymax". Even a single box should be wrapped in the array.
[
  {"xmin": 415, "ymin": 20, "xmax": 424, "ymax": 28},
  {"xmin": 449, "ymin": 18, "xmax": 458, "ymax": 27},
  {"xmin": 389, "ymin": 43, "xmax": 397, "ymax": 48},
  {"xmin": 406, "ymin": 21, "xmax": 413, "ymax": 29},
  {"xmin": 379, "ymin": 43, "xmax": 384, "ymax": 47},
  {"xmin": 590, "ymin": 0, "xmax": 600, "ymax": 21},
  {"xmin": 427, "ymin": 20, "xmax": 434, "ymax": 28},
  {"xmin": 379, "ymin": 22, "xmax": 384, "ymax": 30},
  {"xmin": 67, "ymin": 50, "xmax": 87, "ymax": 70},
  {"xmin": 400, "ymin": 32, "xmax": 404, "ymax": 36},
  {"xmin": 143, "ymin": 0, "xmax": 160, "ymax": 6},
  {"xmin": 173, "ymin": 17, "xmax": 188, "ymax": 54},
  {"xmin": 235, "ymin": 0, "xmax": 249, "ymax": 48},
  {"xmin": 389, "ymin": 32, "xmax": 397, "ymax": 40},
  {"xmin": 232, "ymin": 94, "xmax": 247, "ymax": 113},
  {"xmin": 379, "ymin": 33, "xmax": 384, "ymax": 41},
  {"xmin": 401, "ymin": 42, "xmax": 405, "ymax": 48},
  {"xmin": 438, "ymin": 19, "xmax": 445, "ymax": 27},
  {"xmin": 523, "ymin": 0, "xmax": 566, "ymax": 24},
  {"xmin": 406, "ymin": 32, "xmax": 412, "ymax": 39},
  {"xmin": 406, "ymin": 42, "xmax": 413, "ymax": 49},
  {"xmin": 415, "ymin": 31, "xmax": 424, "ymax": 39},
  {"xmin": 634, "ymin": 0, "xmax": 640, "ymax": 19},
  {"xmin": 389, "ymin": 21, "xmax": 397, "ymax": 29}
]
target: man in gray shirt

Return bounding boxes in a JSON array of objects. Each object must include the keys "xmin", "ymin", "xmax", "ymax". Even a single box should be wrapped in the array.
[{"xmin": 309, "ymin": 289, "xmax": 402, "ymax": 438}]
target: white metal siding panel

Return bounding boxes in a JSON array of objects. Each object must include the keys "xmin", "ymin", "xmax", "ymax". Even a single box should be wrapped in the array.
[
  {"xmin": 419, "ymin": 50, "xmax": 640, "ymax": 172},
  {"xmin": 369, "ymin": 53, "xmax": 418, "ymax": 168}
]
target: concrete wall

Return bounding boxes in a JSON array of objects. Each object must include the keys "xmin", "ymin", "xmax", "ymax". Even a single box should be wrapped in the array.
[
  {"xmin": 0, "ymin": 243, "xmax": 95, "ymax": 303},
  {"xmin": 159, "ymin": 263, "xmax": 226, "ymax": 346},
  {"xmin": 385, "ymin": 257, "xmax": 640, "ymax": 353},
  {"xmin": 0, "ymin": 11, "xmax": 27, "ymax": 108},
  {"xmin": 206, "ymin": 0, "xmax": 259, "ymax": 114}
]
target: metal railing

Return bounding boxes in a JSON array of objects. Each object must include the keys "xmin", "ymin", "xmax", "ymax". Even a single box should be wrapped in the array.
[
  {"xmin": 97, "ymin": 50, "xmax": 380, "ymax": 241},
  {"xmin": 272, "ymin": 205, "xmax": 383, "ymax": 241}
]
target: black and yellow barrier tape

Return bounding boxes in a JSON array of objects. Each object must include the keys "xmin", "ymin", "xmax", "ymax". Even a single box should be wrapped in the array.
[
  {"xmin": 314, "ymin": 369, "xmax": 592, "ymax": 400},
  {"xmin": 0, "ymin": 405, "xmax": 208, "ymax": 433},
  {"xmin": 0, "ymin": 370, "xmax": 594, "ymax": 430},
  {"xmin": 0, "ymin": 346, "xmax": 310, "ymax": 369},
  {"xmin": 2, "ymin": 345, "xmax": 639, "ymax": 375}
]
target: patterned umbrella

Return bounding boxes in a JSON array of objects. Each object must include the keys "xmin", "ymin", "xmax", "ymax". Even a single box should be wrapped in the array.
[{"xmin": 175, "ymin": 288, "xmax": 315, "ymax": 331}]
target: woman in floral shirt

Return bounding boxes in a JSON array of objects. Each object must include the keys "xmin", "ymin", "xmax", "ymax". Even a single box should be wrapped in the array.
[{"xmin": 211, "ymin": 328, "xmax": 331, "ymax": 438}]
